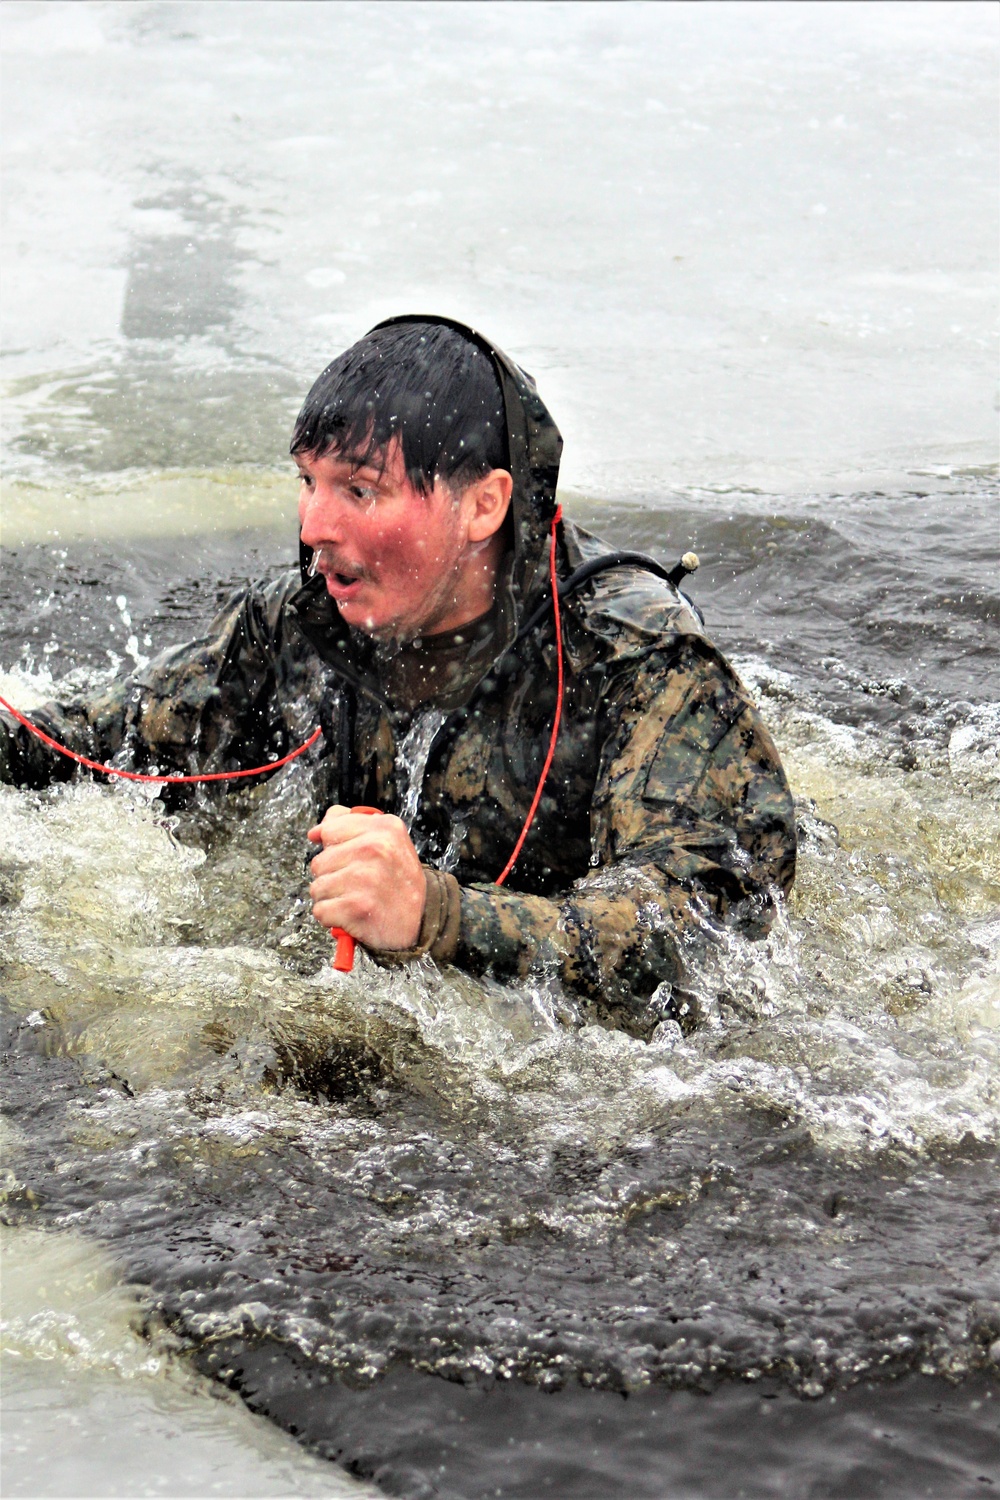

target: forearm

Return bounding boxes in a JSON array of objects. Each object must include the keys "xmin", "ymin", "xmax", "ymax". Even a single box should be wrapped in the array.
[
  {"xmin": 453, "ymin": 866, "xmax": 697, "ymax": 1018},
  {"xmin": 365, "ymin": 863, "xmax": 690, "ymax": 1022},
  {"xmin": 0, "ymin": 581, "xmax": 298, "ymax": 790},
  {"xmin": 0, "ymin": 663, "xmax": 231, "ymax": 786},
  {"xmin": 0, "ymin": 687, "xmax": 129, "ymax": 788}
]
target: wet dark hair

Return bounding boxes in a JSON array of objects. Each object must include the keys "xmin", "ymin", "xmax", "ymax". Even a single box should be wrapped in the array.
[{"xmin": 290, "ymin": 321, "xmax": 507, "ymax": 493}]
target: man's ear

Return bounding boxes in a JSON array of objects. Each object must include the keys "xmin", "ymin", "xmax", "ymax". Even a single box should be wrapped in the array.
[{"xmin": 464, "ymin": 469, "xmax": 514, "ymax": 542}]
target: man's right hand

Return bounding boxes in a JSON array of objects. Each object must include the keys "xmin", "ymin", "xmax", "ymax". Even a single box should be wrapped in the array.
[{"xmin": 307, "ymin": 805, "xmax": 427, "ymax": 952}]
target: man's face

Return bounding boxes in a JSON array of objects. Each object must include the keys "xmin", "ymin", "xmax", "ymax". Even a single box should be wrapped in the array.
[{"xmin": 296, "ymin": 443, "xmax": 493, "ymax": 640}]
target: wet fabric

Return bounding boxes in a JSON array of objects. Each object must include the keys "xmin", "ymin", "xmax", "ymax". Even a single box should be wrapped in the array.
[
  {"xmin": 375, "ymin": 603, "xmax": 499, "ymax": 715},
  {"xmin": 0, "ymin": 316, "xmax": 796, "ymax": 1035}
]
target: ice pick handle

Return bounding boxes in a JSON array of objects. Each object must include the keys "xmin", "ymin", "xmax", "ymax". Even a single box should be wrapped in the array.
[{"xmin": 329, "ymin": 807, "xmax": 384, "ymax": 972}]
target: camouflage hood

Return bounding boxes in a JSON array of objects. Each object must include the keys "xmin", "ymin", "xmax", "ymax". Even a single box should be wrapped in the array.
[
  {"xmin": 290, "ymin": 316, "xmax": 564, "ymax": 694},
  {"xmin": 370, "ymin": 314, "xmax": 564, "ymax": 627}
]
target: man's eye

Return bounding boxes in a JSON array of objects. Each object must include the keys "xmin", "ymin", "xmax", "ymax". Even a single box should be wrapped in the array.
[{"xmin": 349, "ymin": 484, "xmax": 376, "ymax": 502}]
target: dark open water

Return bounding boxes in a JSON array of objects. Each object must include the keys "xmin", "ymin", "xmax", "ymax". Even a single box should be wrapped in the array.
[{"xmin": 2, "ymin": 3, "xmax": 998, "ymax": 1496}]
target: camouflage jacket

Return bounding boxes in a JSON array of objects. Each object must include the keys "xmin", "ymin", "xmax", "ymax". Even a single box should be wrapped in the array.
[{"xmin": 2, "ymin": 318, "xmax": 796, "ymax": 1034}]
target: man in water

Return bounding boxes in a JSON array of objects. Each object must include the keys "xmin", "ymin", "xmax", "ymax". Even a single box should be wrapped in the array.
[{"xmin": 1, "ymin": 317, "xmax": 796, "ymax": 1034}]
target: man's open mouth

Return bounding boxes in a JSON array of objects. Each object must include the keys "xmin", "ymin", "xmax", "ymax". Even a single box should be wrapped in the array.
[
  {"xmin": 312, "ymin": 548, "xmax": 366, "ymax": 590},
  {"xmin": 321, "ymin": 565, "xmax": 368, "ymax": 602},
  {"xmin": 325, "ymin": 567, "xmax": 361, "ymax": 586}
]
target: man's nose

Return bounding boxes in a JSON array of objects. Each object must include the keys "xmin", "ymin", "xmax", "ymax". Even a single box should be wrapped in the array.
[{"xmin": 299, "ymin": 483, "xmax": 348, "ymax": 546}]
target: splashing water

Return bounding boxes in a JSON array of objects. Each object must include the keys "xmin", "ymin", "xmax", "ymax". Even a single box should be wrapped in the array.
[
  {"xmin": 2, "ymin": 641, "xmax": 998, "ymax": 1409},
  {"xmin": 395, "ymin": 708, "xmax": 447, "ymax": 832}
]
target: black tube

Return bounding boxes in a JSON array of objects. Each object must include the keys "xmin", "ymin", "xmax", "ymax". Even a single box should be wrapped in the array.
[{"xmin": 515, "ymin": 550, "xmax": 699, "ymax": 644}]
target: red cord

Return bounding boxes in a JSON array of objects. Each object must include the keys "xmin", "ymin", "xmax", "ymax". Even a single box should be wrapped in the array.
[
  {"xmin": 1, "ymin": 507, "xmax": 564, "ymax": 871},
  {"xmin": 494, "ymin": 505, "xmax": 564, "ymax": 887},
  {"xmin": 0, "ymin": 692, "xmax": 322, "ymax": 784}
]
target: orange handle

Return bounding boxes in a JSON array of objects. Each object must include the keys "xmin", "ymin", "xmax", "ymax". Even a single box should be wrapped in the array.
[
  {"xmin": 330, "ymin": 931, "xmax": 357, "ymax": 973},
  {"xmin": 326, "ymin": 807, "xmax": 384, "ymax": 973}
]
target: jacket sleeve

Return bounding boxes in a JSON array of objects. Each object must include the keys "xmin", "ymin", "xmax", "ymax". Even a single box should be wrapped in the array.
[
  {"xmin": 0, "ymin": 576, "xmax": 309, "ymax": 789},
  {"xmin": 452, "ymin": 639, "xmax": 797, "ymax": 1031}
]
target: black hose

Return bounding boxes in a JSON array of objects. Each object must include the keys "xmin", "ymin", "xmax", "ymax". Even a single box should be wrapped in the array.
[{"xmin": 515, "ymin": 549, "xmax": 701, "ymax": 643}]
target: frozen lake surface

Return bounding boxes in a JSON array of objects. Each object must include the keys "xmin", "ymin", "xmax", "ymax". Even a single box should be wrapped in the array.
[{"xmin": 1, "ymin": 0, "xmax": 996, "ymax": 507}]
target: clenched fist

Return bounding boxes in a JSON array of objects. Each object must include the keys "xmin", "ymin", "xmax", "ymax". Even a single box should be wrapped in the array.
[{"xmin": 307, "ymin": 805, "xmax": 426, "ymax": 952}]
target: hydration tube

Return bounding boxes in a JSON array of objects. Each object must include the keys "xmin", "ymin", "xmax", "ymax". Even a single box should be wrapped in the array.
[{"xmin": 493, "ymin": 505, "xmax": 565, "ymax": 886}]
